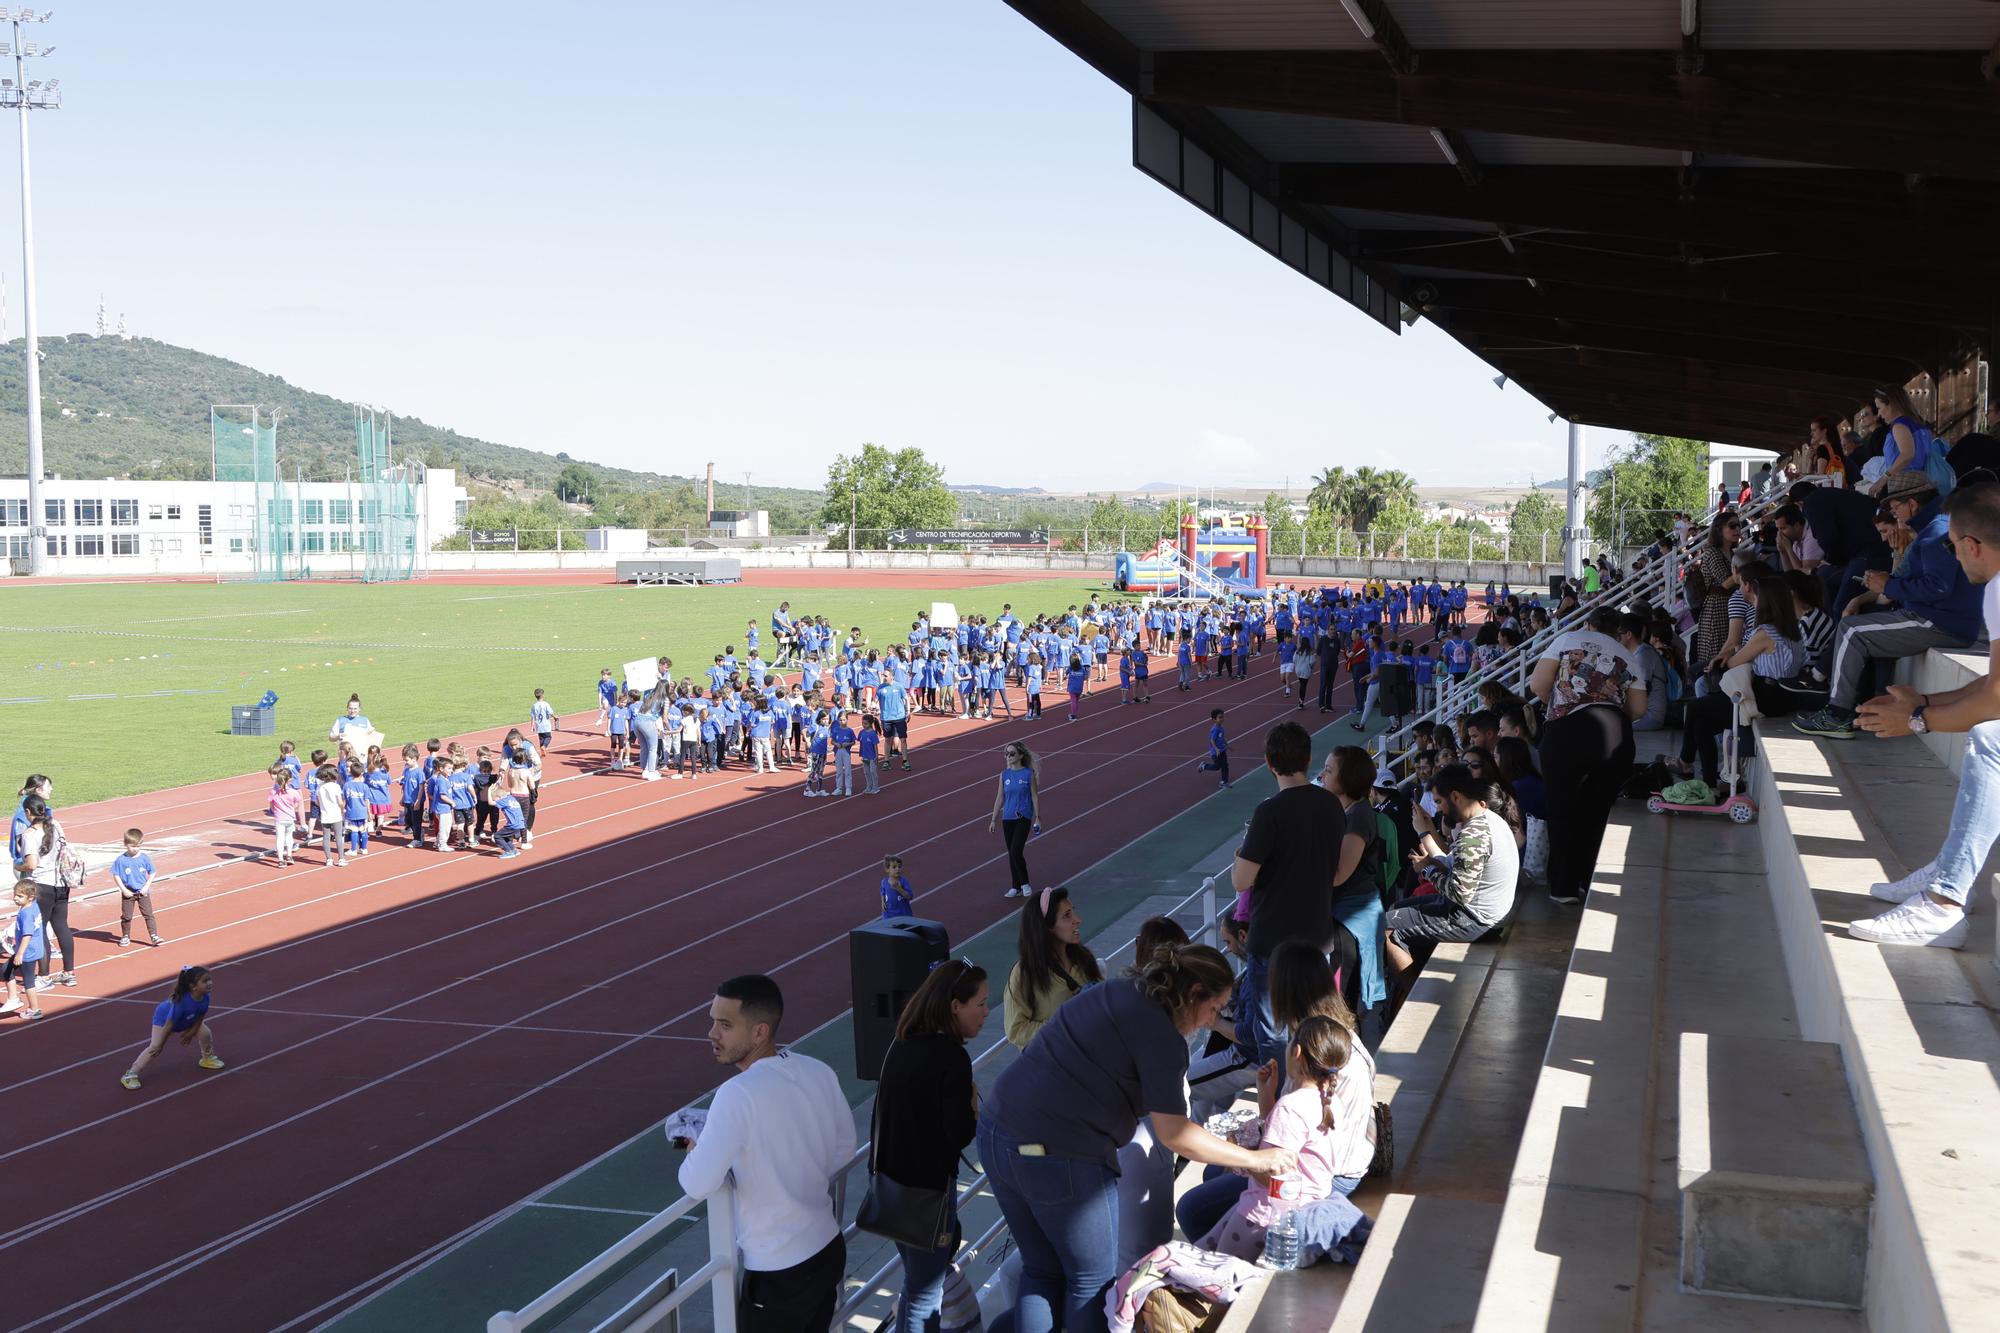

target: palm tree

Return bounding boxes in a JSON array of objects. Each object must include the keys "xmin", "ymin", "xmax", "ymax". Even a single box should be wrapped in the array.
[
  {"xmin": 1308, "ymin": 466, "xmax": 1350, "ymax": 524},
  {"xmin": 1350, "ymin": 467, "xmax": 1419, "ymax": 531}
]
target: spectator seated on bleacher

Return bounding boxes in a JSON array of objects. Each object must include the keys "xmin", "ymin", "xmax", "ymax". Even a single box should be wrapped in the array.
[
  {"xmin": 1669, "ymin": 574, "xmax": 1805, "ymax": 795},
  {"xmin": 1847, "ymin": 479, "xmax": 2000, "ymax": 949},
  {"xmin": 1383, "ymin": 766, "xmax": 1520, "ymax": 990},
  {"xmin": 1794, "ymin": 471, "xmax": 1982, "ymax": 740},
  {"xmin": 1784, "ymin": 480, "xmax": 1892, "ymax": 616}
]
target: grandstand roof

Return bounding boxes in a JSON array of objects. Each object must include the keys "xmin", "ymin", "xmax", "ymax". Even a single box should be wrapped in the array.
[{"xmin": 1004, "ymin": 0, "xmax": 2000, "ymax": 449}]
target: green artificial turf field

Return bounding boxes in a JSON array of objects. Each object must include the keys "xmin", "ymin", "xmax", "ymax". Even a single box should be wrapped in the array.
[{"xmin": 2, "ymin": 576, "xmax": 1106, "ymax": 803}]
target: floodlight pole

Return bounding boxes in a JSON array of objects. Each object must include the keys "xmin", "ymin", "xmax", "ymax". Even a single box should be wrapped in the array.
[
  {"xmin": 5, "ymin": 8, "xmax": 59, "ymax": 575},
  {"xmin": 1563, "ymin": 419, "xmax": 1587, "ymax": 579}
]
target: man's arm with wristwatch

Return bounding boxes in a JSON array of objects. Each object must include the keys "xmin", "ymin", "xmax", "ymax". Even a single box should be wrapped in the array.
[{"xmin": 1856, "ymin": 635, "xmax": 2000, "ymax": 737}]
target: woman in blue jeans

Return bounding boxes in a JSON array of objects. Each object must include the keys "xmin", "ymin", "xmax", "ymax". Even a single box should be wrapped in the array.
[
  {"xmin": 1176, "ymin": 941, "xmax": 1373, "ymax": 1243},
  {"xmin": 977, "ymin": 944, "xmax": 1295, "ymax": 1333},
  {"xmin": 874, "ymin": 959, "xmax": 989, "ymax": 1332}
]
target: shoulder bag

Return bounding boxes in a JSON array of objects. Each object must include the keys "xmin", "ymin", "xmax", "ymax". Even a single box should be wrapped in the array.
[{"xmin": 855, "ymin": 1044, "xmax": 956, "ymax": 1251}]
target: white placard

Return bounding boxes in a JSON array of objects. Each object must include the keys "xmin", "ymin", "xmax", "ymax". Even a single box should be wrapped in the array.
[
  {"xmin": 929, "ymin": 601, "xmax": 960, "ymax": 631},
  {"xmin": 622, "ymin": 657, "xmax": 661, "ymax": 692}
]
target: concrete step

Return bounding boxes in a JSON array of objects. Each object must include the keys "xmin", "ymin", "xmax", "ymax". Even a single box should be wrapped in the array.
[
  {"xmin": 1754, "ymin": 721, "xmax": 2000, "ymax": 1333},
  {"xmin": 1678, "ymin": 1033, "xmax": 1872, "ymax": 1308},
  {"xmin": 1326, "ymin": 1193, "xmax": 1500, "ymax": 1333}
]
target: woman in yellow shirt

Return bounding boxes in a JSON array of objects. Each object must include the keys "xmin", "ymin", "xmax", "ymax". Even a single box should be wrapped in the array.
[{"xmin": 1004, "ymin": 886, "xmax": 1102, "ymax": 1048}]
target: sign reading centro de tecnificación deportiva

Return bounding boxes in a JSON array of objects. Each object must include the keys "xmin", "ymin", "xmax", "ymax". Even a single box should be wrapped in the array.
[{"xmin": 884, "ymin": 529, "xmax": 1048, "ymax": 547}]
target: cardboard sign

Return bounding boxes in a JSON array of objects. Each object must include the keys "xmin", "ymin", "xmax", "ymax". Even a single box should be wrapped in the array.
[
  {"xmin": 623, "ymin": 657, "xmax": 661, "ymax": 692},
  {"xmin": 928, "ymin": 602, "xmax": 960, "ymax": 631}
]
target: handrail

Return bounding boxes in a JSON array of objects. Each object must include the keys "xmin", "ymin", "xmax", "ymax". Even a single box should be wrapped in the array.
[
  {"xmin": 1369, "ymin": 489, "xmax": 1795, "ymax": 776},
  {"xmin": 491, "ymin": 874, "xmax": 1223, "ymax": 1333}
]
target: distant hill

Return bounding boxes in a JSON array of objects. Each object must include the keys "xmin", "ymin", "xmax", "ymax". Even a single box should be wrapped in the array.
[{"xmin": 0, "ymin": 334, "xmax": 822, "ymax": 513}]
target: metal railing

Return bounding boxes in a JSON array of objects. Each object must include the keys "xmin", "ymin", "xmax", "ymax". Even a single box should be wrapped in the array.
[
  {"xmin": 1368, "ymin": 490, "xmax": 1795, "ymax": 777},
  {"xmin": 489, "ymin": 875, "xmax": 1224, "ymax": 1333}
]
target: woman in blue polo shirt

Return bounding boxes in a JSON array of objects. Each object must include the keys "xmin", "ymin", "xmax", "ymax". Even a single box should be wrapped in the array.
[
  {"xmin": 121, "ymin": 965, "xmax": 224, "ymax": 1090},
  {"xmin": 328, "ymin": 694, "xmax": 372, "ymax": 745},
  {"xmin": 989, "ymin": 742, "xmax": 1042, "ymax": 899}
]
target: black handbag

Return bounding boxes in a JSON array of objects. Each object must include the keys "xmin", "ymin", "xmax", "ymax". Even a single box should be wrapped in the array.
[{"xmin": 855, "ymin": 1045, "xmax": 955, "ymax": 1251}]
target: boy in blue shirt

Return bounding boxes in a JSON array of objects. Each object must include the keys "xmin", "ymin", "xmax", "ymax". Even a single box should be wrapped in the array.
[
  {"xmin": 607, "ymin": 693, "xmax": 632, "ymax": 769},
  {"xmin": 877, "ymin": 678, "xmax": 911, "ymax": 769},
  {"xmin": 399, "ymin": 743, "xmax": 427, "ymax": 843},
  {"xmin": 859, "ymin": 715, "xmax": 882, "ymax": 794},
  {"xmin": 1176, "ymin": 632, "xmax": 1194, "ymax": 691},
  {"xmin": 878, "ymin": 855, "xmax": 914, "ymax": 919},
  {"xmin": 1118, "ymin": 648, "xmax": 1134, "ymax": 704},
  {"xmin": 1196, "ymin": 709, "xmax": 1229, "ymax": 788},
  {"xmin": 596, "ymin": 668, "xmax": 617, "ymax": 732},
  {"xmin": 494, "ymin": 785, "xmax": 528, "ymax": 859},
  {"xmin": 1232, "ymin": 622, "xmax": 1250, "ymax": 680},
  {"xmin": 530, "ymin": 688, "xmax": 557, "ymax": 753},
  {"xmin": 112, "ymin": 828, "xmax": 164, "ymax": 948}
]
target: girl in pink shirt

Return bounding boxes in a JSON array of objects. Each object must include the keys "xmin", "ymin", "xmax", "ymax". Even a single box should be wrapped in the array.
[
  {"xmin": 1198, "ymin": 1016, "xmax": 1359, "ymax": 1260},
  {"xmin": 267, "ymin": 765, "xmax": 304, "ymax": 867}
]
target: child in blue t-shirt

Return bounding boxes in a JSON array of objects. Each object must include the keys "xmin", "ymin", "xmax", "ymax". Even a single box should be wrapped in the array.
[
  {"xmin": 805, "ymin": 710, "xmax": 832, "ymax": 798},
  {"xmin": 608, "ymin": 694, "xmax": 633, "ymax": 769},
  {"xmin": 342, "ymin": 771, "xmax": 373, "ymax": 857},
  {"xmin": 120, "ymin": 965, "xmax": 223, "ymax": 1090},
  {"xmin": 596, "ymin": 669, "xmax": 617, "ymax": 731},
  {"xmin": 1065, "ymin": 657, "xmax": 1088, "ymax": 722},
  {"xmin": 531, "ymin": 688, "xmax": 557, "ymax": 753},
  {"xmin": 878, "ymin": 855, "xmax": 914, "ymax": 919},
  {"xmin": 1131, "ymin": 640, "xmax": 1151, "ymax": 703},
  {"xmin": 829, "ymin": 713, "xmax": 858, "ymax": 797},
  {"xmin": 859, "ymin": 715, "xmax": 883, "ymax": 795},
  {"xmin": 111, "ymin": 828, "xmax": 163, "ymax": 949},
  {"xmin": 1118, "ymin": 648, "xmax": 1134, "ymax": 704},
  {"xmin": 1232, "ymin": 623, "xmax": 1250, "ymax": 680},
  {"xmin": 399, "ymin": 742, "xmax": 427, "ymax": 843},
  {"xmin": 1176, "ymin": 633, "xmax": 1194, "ymax": 692},
  {"xmin": 1196, "ymin": 708, "xmax": 1230, "ymax": 788},
  {"xmin": 3, "ymin": 880, "xmax": 45, "ymax": 1018},
  {"xmin": 494, "ymin": 786, "xmax": 528, "ymax": 859}
]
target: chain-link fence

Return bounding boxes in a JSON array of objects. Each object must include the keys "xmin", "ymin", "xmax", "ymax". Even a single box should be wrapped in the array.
[{"xmin": 426, "ymin": 526, "xmax": 1582, "ymax": 562}]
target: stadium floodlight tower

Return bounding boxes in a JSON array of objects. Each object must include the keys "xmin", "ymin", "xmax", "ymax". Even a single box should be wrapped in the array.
[{"xmin": 0, "ymin": 7, "xmax": 58, "ymax": 575}]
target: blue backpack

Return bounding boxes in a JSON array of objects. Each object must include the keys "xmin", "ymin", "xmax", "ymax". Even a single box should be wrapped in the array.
[{"xmin": 1914, "ymin": 425, "xmax": 1956, "ymax": 496}]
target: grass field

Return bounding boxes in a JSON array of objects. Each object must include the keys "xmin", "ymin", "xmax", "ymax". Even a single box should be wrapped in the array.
[{"xmin": 2, "ymin": 575, "xmax": 1107, "ymax": 803}]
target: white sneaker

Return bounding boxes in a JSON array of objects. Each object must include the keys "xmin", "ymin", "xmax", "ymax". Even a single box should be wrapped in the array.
[
  {"xmin": 1849, "ymin": 895, "xmax": 1969, "ymax": 949},
  {"xmin": 1871, "ymin": 859, "xmax": 1939, "ymax": 903},
  {"xmin": 1004, "ymin": 887, "xmax": 1022, "ymax": 898}
]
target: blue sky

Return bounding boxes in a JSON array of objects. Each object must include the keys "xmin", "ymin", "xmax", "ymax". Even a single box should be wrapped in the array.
[{"xmin": 10, "ymin": 1, "xmax": 1620, "ymax": 491}]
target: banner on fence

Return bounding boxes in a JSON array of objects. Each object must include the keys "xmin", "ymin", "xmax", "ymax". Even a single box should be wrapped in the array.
[
  {"xmin": 467, "ymin": 529, "xmax": 516, "ymax": 550},
  {"xmin": 884, "ymin": 528, "xmax": 1047, "ymax": 547}
]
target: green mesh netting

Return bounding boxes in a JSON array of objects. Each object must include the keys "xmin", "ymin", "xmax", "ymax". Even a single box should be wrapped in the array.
[
  {"xmin": 357, "ymin": 408, "xmax": 419, "ymax": 582},
  {"xmin": 212, "ymin": 405, "xmax": 289, "ymax": 581}
]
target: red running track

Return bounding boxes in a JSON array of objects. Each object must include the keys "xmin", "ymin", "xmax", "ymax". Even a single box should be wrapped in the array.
[{"xmin": 8, "ymin": 647, "xmax": 1406, "ymax": 1333}]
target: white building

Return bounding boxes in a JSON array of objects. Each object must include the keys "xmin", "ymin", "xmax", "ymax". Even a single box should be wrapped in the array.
[
  {"xmin": 1707, "ymin": 443, "xmax": 1781, "ymax": 497},
  {"xmin": 0, "ymin": 470, "xmax": 467, "ymax": 576},
  {"xmin": 707, "ymin": 508, "xmax": 769, "ymax": 539}
]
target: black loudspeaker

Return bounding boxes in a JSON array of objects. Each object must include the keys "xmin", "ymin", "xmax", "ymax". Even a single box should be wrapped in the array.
[
  {"xmin": 850, "ymin": 916, "xmax": 950, "ymax": 1079},
  {"xmin": 1549, "ymin": 575, "xmax": 1567, "ymax": 599}
]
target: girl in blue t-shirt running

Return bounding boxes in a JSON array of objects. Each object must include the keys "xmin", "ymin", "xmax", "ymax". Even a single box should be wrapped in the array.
[{"xmin": 121, "ymin": 965, "xmax": 224, "ymax": 1090}]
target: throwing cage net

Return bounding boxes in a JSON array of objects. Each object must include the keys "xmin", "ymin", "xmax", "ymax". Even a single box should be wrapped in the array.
[
  {"xmin": 212, "ymin": 404, "xmax": 291, "ymax": 582},
  {"xmin": 356, "ymin": 408, "xmax": 422, "ymax": 582}
]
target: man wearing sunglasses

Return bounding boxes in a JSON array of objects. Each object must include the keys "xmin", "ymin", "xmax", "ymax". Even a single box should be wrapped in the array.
[{"xmin": 1847, "ymin": 480, "xmax": 2000, "ymax": 948}]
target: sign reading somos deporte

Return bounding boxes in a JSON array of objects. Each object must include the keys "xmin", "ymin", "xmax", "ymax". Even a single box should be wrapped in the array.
[{"xmin": 885, "ymin": 528, "xmax": 1048, "ymax": 547}]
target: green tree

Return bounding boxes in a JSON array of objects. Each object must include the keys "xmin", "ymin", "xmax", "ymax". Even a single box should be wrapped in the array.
[
  {"xmin": 1347, "ymin": 466, "xmax": 1420, "ymax": 531},
  {"xmin": 820, "ymin": 442, "xmax": 957, "ymax": 538},
  {"xmin": 1508, "ymin": 488, "xmax": 1565, "ymax": 541},
  {"xmin": 1587, "ymin": 434, "xmax": 1709, "ymax": 544},
  {"xmin": 553, "ymin": 462, "xmax": 598, "ymax": 505},
  {"xmin": 1262, "ymin": 492, "xmax": 1301, "ymax": 558}
]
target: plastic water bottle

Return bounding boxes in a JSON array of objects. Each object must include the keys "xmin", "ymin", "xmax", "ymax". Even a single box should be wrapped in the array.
[{"xmin": 1261, "ymin": 1208, "xmax": 1300, "ymax": 1271}]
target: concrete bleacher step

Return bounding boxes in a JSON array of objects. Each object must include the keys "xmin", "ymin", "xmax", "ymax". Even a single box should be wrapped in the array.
[
  {"xmin": 1755, "ymin": 721, "xmax": 2000, "ymax": 1333},
  {"xmin": 1465, "ymin": 744, "xmax": 1865, "ymax": 1332},
  {"xmin": 1328, "ymin": 1193, "xmax": 1499, "ymax": 1332},
  {"xmin": 1678, "ymin": 1033, "xmax": 1872, "ymax": 1308}
]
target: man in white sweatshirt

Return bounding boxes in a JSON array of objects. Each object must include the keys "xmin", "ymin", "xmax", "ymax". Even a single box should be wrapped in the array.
[{"xmin": 677, "ymin": 973, "xmax": 857, "ymax": 1331}]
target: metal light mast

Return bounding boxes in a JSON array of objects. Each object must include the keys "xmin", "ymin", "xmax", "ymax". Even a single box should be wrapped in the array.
[{"xmin": 1, "ymin": 7, "xmax": 60, "ymax": 574}]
